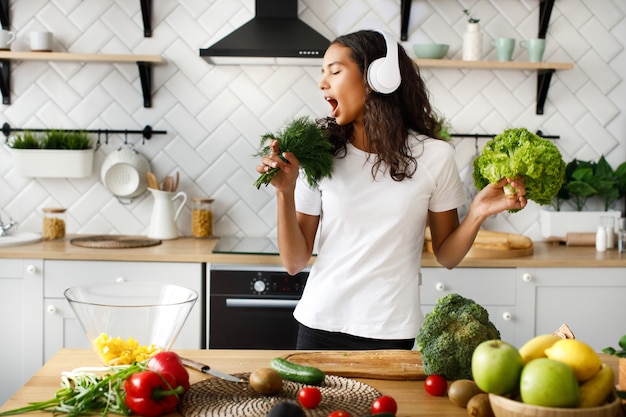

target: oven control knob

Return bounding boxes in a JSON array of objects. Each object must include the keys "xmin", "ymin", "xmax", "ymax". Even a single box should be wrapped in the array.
[{"xmin": 253, "ymin": 279, "xmax": 266, "ymax": 293}]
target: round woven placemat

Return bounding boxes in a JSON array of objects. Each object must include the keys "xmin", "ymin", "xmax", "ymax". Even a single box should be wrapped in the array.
[
  {"xmin": 70, "ymin": 235, "xmax": 161, "ymax": 249},
  {"xmin": 179, "ymin": 373, "xmax": 381, "ymax": 417}
]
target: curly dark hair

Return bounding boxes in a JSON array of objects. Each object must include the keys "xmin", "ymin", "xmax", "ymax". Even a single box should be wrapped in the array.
[{"xmin": 319, "ymin": 30, "xmax": 443, "ymax": 181}]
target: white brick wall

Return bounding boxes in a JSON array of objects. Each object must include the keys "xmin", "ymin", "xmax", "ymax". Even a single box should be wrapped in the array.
[{"xmin": 1, "ymin": 0, "xmax": 624, "ymax": 241}]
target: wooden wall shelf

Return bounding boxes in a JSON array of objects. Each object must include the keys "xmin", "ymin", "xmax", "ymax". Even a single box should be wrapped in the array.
[
  {"xmin": 414, "ymin": 59, "xmax": 573, "ymax": 71},
  {"xmin": 0, "ymin": 51, "xmax": 165, "ymax": 108}
]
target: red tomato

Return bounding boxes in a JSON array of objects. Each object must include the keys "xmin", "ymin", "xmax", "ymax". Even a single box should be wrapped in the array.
[
  {"xmin": 371, "ymin": 395, "xmax": 398, "ymax": 415},
  {"xmin": 424, "ymin": 374, "xmax": 447, "ymax": 396},
  {"xmin": 327, "ymin": 411, "xmax": 351, "ymax": 417},
  {"xmin": 298, "ymin": 387, "xmax": 322, "ymax": 409}
]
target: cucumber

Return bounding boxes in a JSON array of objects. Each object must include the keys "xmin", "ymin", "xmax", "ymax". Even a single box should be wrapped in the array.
[{"xmin": 269, "ymin": 357, "xmax": 325, "ymax": 385}]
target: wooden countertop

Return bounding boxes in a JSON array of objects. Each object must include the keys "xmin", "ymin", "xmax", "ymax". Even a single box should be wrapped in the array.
[
  {"xmin": 0, "ymin": 236, "xmax": 625, "ymax": 267},
  {"xmin": 0, "ymin": 349, "xmax": 619, "ymax": 417}
]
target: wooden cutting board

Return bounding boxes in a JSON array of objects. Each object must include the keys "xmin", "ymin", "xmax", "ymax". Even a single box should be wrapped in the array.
[{"xmin": 281, "ymin": 350, "xmax": 425, "ymax": 380}]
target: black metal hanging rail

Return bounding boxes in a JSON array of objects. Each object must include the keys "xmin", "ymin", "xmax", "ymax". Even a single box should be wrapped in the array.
[
  {"xmin": 2, "ymin": 122, "xmax": 166, "ymax": 142},
  {"xmin": 450, "ymin": 131, "xmax": 559, "ymax": 140}
]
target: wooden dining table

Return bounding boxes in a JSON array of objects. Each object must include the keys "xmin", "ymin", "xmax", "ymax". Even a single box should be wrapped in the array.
[{"xmin": 1, "ymin": 349, "xmax": 620, "ymax": 417}]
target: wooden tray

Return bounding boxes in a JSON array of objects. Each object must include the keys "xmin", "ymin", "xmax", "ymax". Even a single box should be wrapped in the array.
[
  {"xmin": 281, "ymin": 350, "xmax": 425, "ymax": 380},
  {"xmin": 425, "ymin": 241, "xmax": 533, "ymax": 259},
  {"xmin": 179, "ymin": 372, "xmax": 380, "ymax": 417},
  {"xmin": 70, "ymin": 235, "xmax": 161, "ymax": 249}
]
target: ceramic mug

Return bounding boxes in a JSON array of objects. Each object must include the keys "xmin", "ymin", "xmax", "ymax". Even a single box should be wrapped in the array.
[
  {"xmin": 492, "ymin": 38, "xmax": 515, "ymax": 62},
  {"xmin": 27, "ymin": 31, "xmax": 53, "ymax": 52},
  {"xmin": 520, "ymin": 38, "xmax": 546, "ymax": 62},
  {"xmin": 0, "ymin": 29, "xmax": 16, "ymax": 50}
]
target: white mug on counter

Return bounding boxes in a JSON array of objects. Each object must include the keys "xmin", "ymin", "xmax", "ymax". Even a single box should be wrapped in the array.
[
  {"xmin": 0, "ymin": 29, "xmax": 16, "ymax": 50},
  {"xmin": 27, "ymin": 31, "xmax": 53, "ymax": 52}
]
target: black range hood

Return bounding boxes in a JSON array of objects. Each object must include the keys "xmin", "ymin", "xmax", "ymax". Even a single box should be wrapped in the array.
[{"xmin": 200, "ymin": 0, "xmax": 330, "ymax": 66}]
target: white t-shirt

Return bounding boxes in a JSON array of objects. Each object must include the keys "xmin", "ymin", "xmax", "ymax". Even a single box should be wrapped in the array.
[{"xmin": 293, "ymin": 134, "xmax": 466, "ymax": 340}]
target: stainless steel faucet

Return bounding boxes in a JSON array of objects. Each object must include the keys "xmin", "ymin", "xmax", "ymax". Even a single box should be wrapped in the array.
[{"xmin": 0, "ymin": 214, "xmax": 18, "ymax": 236}]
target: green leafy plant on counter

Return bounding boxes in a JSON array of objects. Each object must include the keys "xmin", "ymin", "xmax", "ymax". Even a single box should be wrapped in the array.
[
  {"xmin": 553, "ymin": 157, "xmax": 626, "ymax": 212},
  {"xmin": 253, "ymin": 116, "xmax": 334, "ymax": 189},
  {"xmin": 472, "ymin": 127, "xmax": 566, "ymax": 208},
  {"xmin": 602, "ymin": 334, "xmax": 626, "ymax": 410}
]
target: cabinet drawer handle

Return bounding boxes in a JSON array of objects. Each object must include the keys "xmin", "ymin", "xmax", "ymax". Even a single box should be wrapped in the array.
[
  {"xmin": 522, "ymin": 273, "xmax": 532, "ymax": 282},
  {"xmin": 435, "ymin": 282, "xmax": 445, "ymax": 291},
  {"xmin": 47, "ymin": 305, "xmax": 56, "ymax": 314},
  {"xmin": 502, "ymin": 312, "xmax": 512, "ymax": 321},
  {"xmin": 115, "ymin": 277, "xmax": 126, "ymax": 283},
  {"xmin": 26, "ymin": 265, "xmax": 37, "ymax": 274}
]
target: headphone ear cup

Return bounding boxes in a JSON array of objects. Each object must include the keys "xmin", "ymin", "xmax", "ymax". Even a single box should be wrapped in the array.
[
  {"xmin": 366, "ymin": 30, "xmax": 401, "ymax": 94},
  {"xmin": 367, "ymin": 57, "xmax": 400, "ymax": 94}
]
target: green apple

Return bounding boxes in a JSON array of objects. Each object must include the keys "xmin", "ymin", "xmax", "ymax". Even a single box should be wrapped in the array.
[
  {"xmin": 520, "ymin": 358, "xmax": 579, "ymax": 407},
  {"xmin": 471, "ymin": 339, "xmax": 523, "ymax": 395}
]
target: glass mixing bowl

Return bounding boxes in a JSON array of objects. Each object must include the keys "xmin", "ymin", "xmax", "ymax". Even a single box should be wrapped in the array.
[{"xmin": 65, "ymin": 281, "xmax": 198, "ymax": 366}]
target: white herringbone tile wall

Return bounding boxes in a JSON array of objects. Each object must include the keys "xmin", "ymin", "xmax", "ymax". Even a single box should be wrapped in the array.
[{"xmin": 0, "ymin": 0, "xmax": 624, "ymax": 241}]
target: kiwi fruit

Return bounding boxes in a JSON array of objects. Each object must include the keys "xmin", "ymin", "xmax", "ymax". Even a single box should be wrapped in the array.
[
  {"xmin": 249, "ymin": 367, "xmax": 282, "ymax": 395},
  {"xmin": 448, "ymin": 379, "xmax": 484, "ymax": 408},
  {"xmin": 466, "ymin": 393, "xmax": 494, "ymax": 417}
]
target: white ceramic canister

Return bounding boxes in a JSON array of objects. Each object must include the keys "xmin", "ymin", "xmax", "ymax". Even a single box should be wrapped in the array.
[{"xmin": 462, "ymin": 23, "xmax": 483, "ymax": 61}]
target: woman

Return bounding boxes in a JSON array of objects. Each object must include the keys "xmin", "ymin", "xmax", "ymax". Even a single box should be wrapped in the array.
[{"xmin": 256, "ymin": 30, "xmax": 526, "ymax": 350}]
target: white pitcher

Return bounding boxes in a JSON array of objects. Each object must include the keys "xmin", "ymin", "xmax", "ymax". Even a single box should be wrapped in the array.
[{"xmin": 148, "ymin": 188, "xmax": 187, "ymax": 240}]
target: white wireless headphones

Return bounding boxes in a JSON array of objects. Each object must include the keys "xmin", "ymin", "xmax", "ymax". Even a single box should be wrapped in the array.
[{"xmin": 366, "ymin": 29, "xmax": 402, "ymax": 94}]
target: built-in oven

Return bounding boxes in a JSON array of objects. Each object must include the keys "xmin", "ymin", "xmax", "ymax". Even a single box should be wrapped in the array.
[{"xmin": 209, "ymin": 237, "xmax": 309, "ymax": 349}]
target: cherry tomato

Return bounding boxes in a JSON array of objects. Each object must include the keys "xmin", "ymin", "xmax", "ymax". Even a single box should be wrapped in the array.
[
  {"xmin": 298, "ymin": 386, "xmax": 322, "ymax": 409},
  {"xmin": 371, "ymin": 395, "xmax": 398, "ymax": 415},
  {"xmin": 424, "ymin": 374, "xmax": 448, "ymax": 396},
  {"xmin": 327, "ymin": 411, "xmax": 351, "ymax": 417}
]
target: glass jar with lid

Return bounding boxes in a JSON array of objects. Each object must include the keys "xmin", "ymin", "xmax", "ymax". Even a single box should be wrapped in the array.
[
  {"xmin": 42, "ymin": 207, "xmax": 66, "ymax": 240},
  {"xmin": 191, "ymin": 198, "xmax": 214, "ymax": 238}
]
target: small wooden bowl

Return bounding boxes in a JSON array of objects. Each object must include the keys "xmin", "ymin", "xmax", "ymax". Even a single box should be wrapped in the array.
[{"xmin": 489, "ymin": 393, "xmax": 621, "ymax": 417}]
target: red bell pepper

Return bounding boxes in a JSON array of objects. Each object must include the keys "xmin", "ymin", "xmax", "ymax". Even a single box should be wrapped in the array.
[
  {"xmin": 123, "ymin": 370, "xmax": 184, "ymax": 417},
  {"xmin": 147, "ymin": 351, "xmax": 190, "ymax": 391}
]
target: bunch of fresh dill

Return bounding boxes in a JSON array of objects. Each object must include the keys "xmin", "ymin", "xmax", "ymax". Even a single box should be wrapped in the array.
[{"xmin": 253, "ymin": 117, "xmax": 334, "ymax": 189}]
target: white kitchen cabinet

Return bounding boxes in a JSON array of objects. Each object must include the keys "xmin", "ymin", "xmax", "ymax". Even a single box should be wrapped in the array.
[
  {"xmin": 515, "ymin": 268, "xmax": 626, "ymax": 351},
  {"xmin": 420, "ymin": 267, "xmax": 518, "ymax": 346},
  {"xmin": 0, "ymin": 259, "xmax": 43, "ymax": 406},
  {"xmin": 43, "ymin": 260, "xmax": 204, "ymax": 362}
]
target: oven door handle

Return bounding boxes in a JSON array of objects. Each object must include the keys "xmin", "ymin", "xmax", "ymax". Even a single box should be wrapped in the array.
[{"xmin": 225, "ymin": 298, "xmax": 299, "ymax": 309}]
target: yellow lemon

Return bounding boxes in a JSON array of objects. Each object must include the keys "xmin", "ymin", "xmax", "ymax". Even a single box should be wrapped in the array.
[{"xmin": 544, "ymin": 339, "xmax": 602, "ymax": 382}]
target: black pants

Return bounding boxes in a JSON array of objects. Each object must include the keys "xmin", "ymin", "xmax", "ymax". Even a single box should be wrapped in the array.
[{"xmin": 296, "ymin": 324, "xmax": 415, "ymax": 350}]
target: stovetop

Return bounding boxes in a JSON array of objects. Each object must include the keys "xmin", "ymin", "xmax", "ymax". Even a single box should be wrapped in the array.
[{"xmin": 212, "ymin": 236, "xmax": 279, "ymax": 255}]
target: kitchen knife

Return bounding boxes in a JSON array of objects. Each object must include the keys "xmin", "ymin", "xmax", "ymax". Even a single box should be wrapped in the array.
[{"xmin": 180, "ymin": 357, "xmax": 243, "ymax": 383}]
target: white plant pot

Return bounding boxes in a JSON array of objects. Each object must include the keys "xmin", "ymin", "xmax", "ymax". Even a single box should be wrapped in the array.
[
  {"xmin": 11, "ymin": 148, "xmax": 95, "ymax": 178},
  {"xmin": 540, "ymin": 209, "xmax": 622, "ymax": 239}
]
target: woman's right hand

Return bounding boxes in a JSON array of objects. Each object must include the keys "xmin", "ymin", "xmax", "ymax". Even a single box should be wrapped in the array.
[{"xmin": 256, "ymin": 140, "xmax": 300, "ymax": 192}]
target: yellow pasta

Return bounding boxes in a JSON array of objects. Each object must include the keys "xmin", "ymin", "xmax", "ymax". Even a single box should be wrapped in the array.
[{"xmin": 92, "ymin": 333, "xmax": 160, "ymax": 365}]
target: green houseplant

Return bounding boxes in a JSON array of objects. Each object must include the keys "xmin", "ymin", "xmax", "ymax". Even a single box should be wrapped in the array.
[
  {"xmin": 8, "ymin": 130, "xmax": 95, "ymax": 178},
  {"xmin": 541, "ymin": 155, "xmax": 626, "ymax": 239}
]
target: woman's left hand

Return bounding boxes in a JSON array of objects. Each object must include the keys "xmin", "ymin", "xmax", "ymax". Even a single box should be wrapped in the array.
[{"xmin": 473, "ymin": 177, "xmax": 527, "ymax": 217}]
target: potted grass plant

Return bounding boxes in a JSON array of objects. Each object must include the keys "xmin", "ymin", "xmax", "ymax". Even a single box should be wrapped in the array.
[{"xmin": 9, "ymin": 130, "xmax": 95, "ymax": 178}]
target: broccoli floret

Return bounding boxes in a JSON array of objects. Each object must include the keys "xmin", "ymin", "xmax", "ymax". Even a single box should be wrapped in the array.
[{"xmin": 416, "ymin": 293, "xmax": 500, "ymax": 380}]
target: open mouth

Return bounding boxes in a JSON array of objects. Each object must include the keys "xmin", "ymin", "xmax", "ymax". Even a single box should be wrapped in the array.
[{"xmin": 325, "ymin": 97, "xmax": 338, "ymax": 117}]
